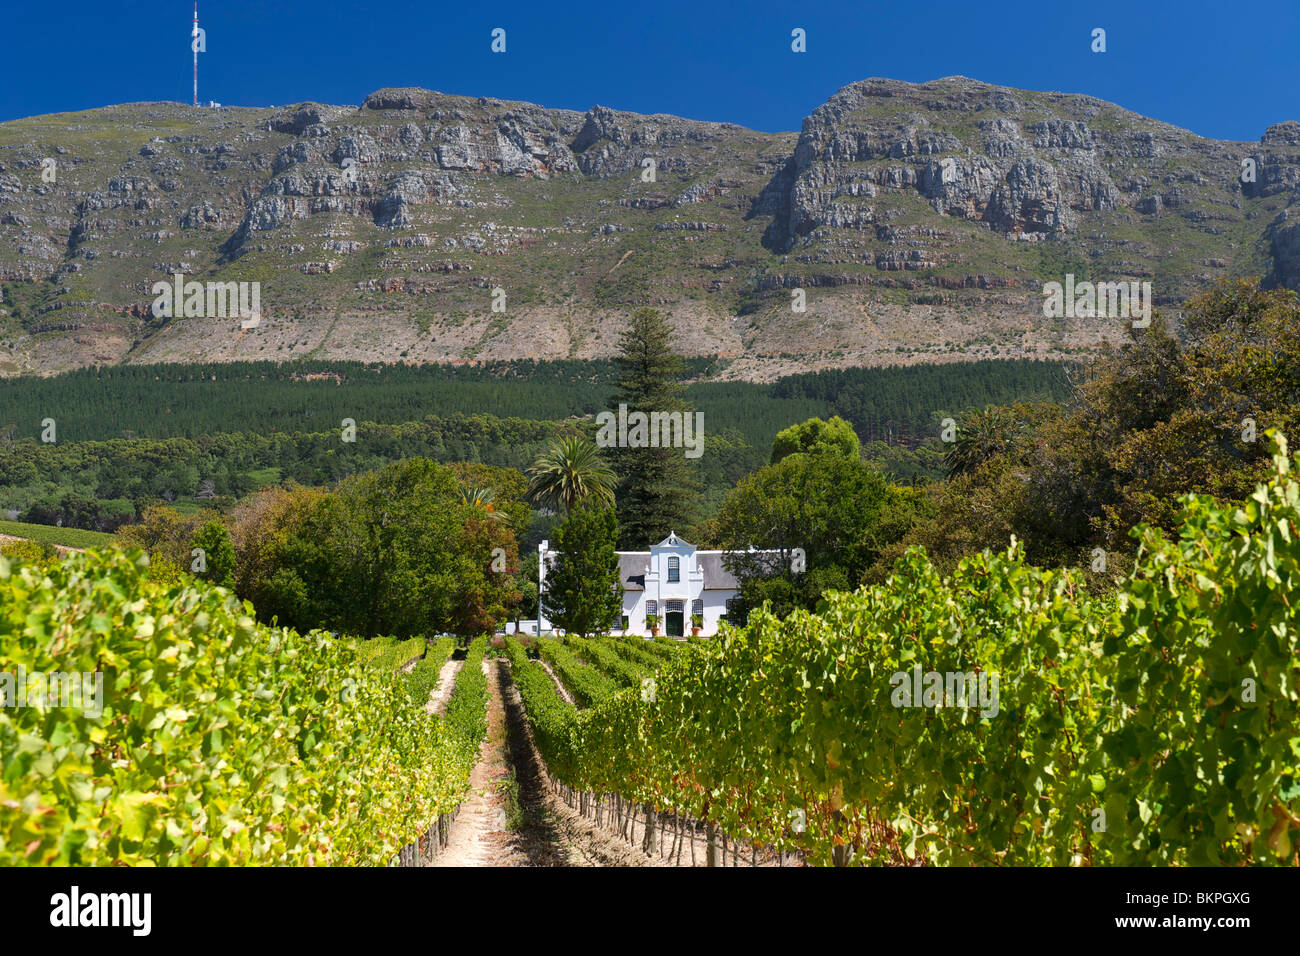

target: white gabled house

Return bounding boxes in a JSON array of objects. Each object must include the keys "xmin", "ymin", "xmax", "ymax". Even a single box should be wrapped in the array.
[{"xmin": 536, "ymin": 532, "xmax": 781, "ymax": 638}]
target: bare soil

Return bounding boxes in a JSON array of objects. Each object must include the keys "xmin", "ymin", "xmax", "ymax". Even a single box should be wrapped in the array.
[
  {"xmin": 432, "ymin": 656, "xmax": 797, "ymax": 867},
  {"xmin": 426, "ymin": 657, "xmax": 463, "ymax": 715},
  {"xmin": 433, "ymin": 658, "xmax": 657, "ymax": 866}
]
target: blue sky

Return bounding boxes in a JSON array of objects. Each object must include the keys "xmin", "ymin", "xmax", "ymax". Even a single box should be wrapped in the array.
[{"xmin": 5, "ymin": 0, "xmax": 1297, "ymax": 142}]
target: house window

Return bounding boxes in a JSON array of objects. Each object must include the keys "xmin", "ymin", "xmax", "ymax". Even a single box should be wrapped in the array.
[
  {"xmin": 666, "ymin": 600, "xmax": 683, "ymax": 613},
  {"xmin": 646, "ymin": 600, "xmax": 657, "ymax": 617},
  {"xmin": 691, "ymin": 600, "xmax": 703, "ymax": 618},
  {"xmin": 620, "ymin": 615, "xmax": 629, "ymax": 631},
  {"xmin": 667, "ymin": 556, "xmax": 680, "ymax": 582}
]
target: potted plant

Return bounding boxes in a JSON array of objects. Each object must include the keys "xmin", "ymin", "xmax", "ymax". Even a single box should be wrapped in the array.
[
  {"xmin": 690, "ymin": 613, "xmax": 703, "ymax": 637},
  {"xmin": 646, "ymin": 613, "xmax": 660, "ymax": 637}
]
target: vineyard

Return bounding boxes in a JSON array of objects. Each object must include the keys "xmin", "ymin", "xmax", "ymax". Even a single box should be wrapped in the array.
[
  {"xmin": 0, "ymin": 519, "xmax": 117, "ymax": 551},
  {"xmin": 503, "ymin": 441, "xmax": 1300, "ymax": 866},
  {"xmin": 0, "ymin": 548, "xmax": 489, "ymax": 865},
  {"xmin": 2, "ymin": 442, "xmax": 1298, "ymax": 866}
]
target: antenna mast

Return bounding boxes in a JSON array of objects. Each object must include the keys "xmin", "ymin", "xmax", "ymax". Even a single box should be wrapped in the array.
[{"xmin": 192, "ymin": 3, "xmax": 199, "ymax": 107}]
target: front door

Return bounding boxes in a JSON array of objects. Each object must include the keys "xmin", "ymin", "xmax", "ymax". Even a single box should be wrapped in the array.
[{"xmin": 665, "ymin": 611, "xmax": 684, "ymax": 637}]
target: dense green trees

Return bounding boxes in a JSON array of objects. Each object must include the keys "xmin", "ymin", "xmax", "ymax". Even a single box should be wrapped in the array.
[
  {"xmin": 190, "ymin": 519, "xmax": 236, "ymax": 588},
  {"xmin": 0, "ymin": 358, "xmax": 706, "ymax": 441},
  {"xmin": 770, "ymin": 415, "xmax": 861, "ymax": 464},
  {"xmin": 0, "ymin": 356, "xmax": 1065, "ymax": 449},
  {"xmin": 942, "ymin": 405, "xmax": 1025, "ymax": 478},
  {"xmin": 769, "ymin": 358, "xmax": 1070, "ymax": 446},
  {"xmin": 705, "ymin": 448, "xmax": 907, "ymax": 621},
  {"xmin": 903, "ymin": 279, "xmax": 1300, "ymax": 574},
  {"xmin": 256, "ymin": 458, "xmax": 520, "ymax": 637},
  {"xmin": 116, "ymin": 505, "xmax": 218, "ymax": 568},
  {"xmin": 0, "ymin": 414, "xmax": 561, "ymax": 533},
  {"xmin": 0, "ymin": 358, "xmax": 1068, "ymax": 534},
  {"xmin": 121, "ymin": 460, "xmax": 524, "ymax": 637},
  {"xmin": 541, "ymin": 505, "xmax": 623, "ymax": 637}
]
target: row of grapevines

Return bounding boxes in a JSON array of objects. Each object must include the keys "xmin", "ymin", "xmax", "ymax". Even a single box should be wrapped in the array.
[
  {"xmin": 563, "ymin": 636, "xmax": 646, "ymax": 687},
  {"xmin": 503, "ymin": 637, "xmax": 581, "ymax": 781},
  {"xmin": 609, "ymin": 634, "xmax": 680, "ymax": 664},
  {"xmin": 406, "ymin": 637, "xmax": 457, "ymax": 705},
  {"xmin": 599, "ymin": 635, "xmax": 671, "ymax": 670},
  {"xmin": 357, "ymin": 636, "xmax": 396, "ymax": 662},
  {"xmin": 536, "ymin": 638, "xmax": 617, "ymax": 708},
  {"xmin": 0, "ymin": 549, "xmax": 483, "ymax": 866},
  {"xmin": 505, "ymin": 440, "xmax": 1300, "ymax": 865},
  {"xmin": 444, "ymin": 638, "xmax": 490, "ymax": 746},
  {"xmin": 368, "ymin": 637, "xmax": 426, "ymax": 673}
]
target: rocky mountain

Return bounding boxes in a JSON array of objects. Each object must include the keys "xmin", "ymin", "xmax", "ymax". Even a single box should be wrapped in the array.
[{"xmin": 1, "ymin": 76, "xmax": 1296, "ymax": 381}]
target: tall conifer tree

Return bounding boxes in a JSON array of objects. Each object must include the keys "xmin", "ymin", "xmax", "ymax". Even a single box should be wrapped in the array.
[{"xmin": 607, "ymin": 307, "xmax": 700, "ymax": 548}]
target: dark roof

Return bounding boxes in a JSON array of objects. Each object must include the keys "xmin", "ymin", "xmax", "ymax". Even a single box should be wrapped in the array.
[
  {"xmin": 619, "ymin": 552, "xmax": 649, "ymax": 591},
  {"xmin": 697, "ymin": 552, "xmax": 740, "ymax": 591}
]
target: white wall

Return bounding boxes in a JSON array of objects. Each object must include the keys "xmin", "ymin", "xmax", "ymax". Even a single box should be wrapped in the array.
[
  {"xmin": 615, "ymin": 579, "xmax": 735, "ymax": 637},
  {"xmin": 539, "ymin": 539, "xmax": 752, "ymax": 638}
]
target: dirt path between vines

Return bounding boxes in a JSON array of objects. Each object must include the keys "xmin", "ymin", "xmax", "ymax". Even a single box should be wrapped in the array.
[
  {"xmin": 432, "ymin": 658, "xmax": 665, "ymax": 867},
  {"xmin": 426, "ymin": 658, "xmax": 462, "ymax": 715},
  {"xmin": 0, "ymin": 534, "xmax": 86, "ymax": 555},
  {"xmin": 537, "ymin": 658, "xmax": 576, "ymax": 706}
]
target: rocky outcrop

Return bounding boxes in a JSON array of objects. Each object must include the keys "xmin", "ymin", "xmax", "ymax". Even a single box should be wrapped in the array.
[
  {"xmin": 1267, "ymin": 209, "xmax": 1300, "ymax": 289},
  {"xmin": 762, "ymin": 77, "xmax": 1177, "ymax": 251},
  {"xmin": 569, "ymin": 104, "xmax": 734, "ymax": 177},
  {"xmin": 2, "ymin": 76, "xmax": 1298, "ymax": 377}
]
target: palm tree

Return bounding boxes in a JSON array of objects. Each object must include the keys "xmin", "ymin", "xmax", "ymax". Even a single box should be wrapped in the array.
[
  {"xmin": 458, "ymin": 484, "xmax": 507, "ymax": 523},
  {"xmin": 944, "ymin": 406, "xmax": 1020, "ymax": 478},
  {"xmin": 526, "ymin": 435, "xmax": 617, "ymax": 513}
]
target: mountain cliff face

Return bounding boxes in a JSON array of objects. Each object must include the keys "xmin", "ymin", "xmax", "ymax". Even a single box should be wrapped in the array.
[{"xmin": 1, "ymin": 76, "xmax": 1296, "ymax": 381}]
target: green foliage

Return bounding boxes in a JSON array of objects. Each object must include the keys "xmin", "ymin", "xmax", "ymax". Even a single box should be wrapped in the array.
[
  {"xmin": 606, "ymin": 633, "xmax": 679, "ymax": 666},
  {"xmin": 502, "ymin": 637, "xmax": 577, "ymax": 778},
  {"xmin": 608, "ymin": 308, "xmax": 701, "ymax": 546},
  {"xmin": 535, "ymin": 638, "xmax": 618, "ymax": 708},
  {"xmin": 768, "ymin": 359, "xmax": 1070, "ymax": 448},
  {"xmin": 0, "ymin": 358, "xmax": 1067, "ymax": 536},
  {"xmin": 911, "ymin": 279, "xmax": 1300, "ymax": 570},
  {"xmin": 943, "ymin": 405, "xmax": 1023, "ymax": 478},
  {"xmin": 563, "ymin": 635, "xmax": 647, "ymax": 688},
  {"xmin": 189, "ymin": 519, "xmax": 236, "ymax": 588},
  {"xmin": 358, "ymin": 636, "xmax": 397, "ymax": 662},
  {"xmin": 506, "ymin": 437, "xmax": 1300, "ymax": 865},
  {"xmin": 770, "ymin": 415, "xmax": 861, "ymax": 464},
  {"xmin": 443, "ymin": 638, "xmax": 490, "ymax": 747},
  {"xmin": 367, "ymin": 637, "xmax": 426, "ymax": 674},
  {"xmin": 0, "ymin": 414, "xmax": 561, "ymax": 536},
  {"xmin": 116, "ymin": 506, "xmax": 216, "ymax": 569},
  {"xmin": 541, "ymin": 505, "xmax": 622, "ymax": 637},
  {"xmin": 0, "ymin": 548, "xmax": 486, "ymax": 865},
  {"xmin": 448, "ymin": 462, "xmax": 531, "ymax": 533},
  {"xmin": 0, "ymin": 537, "xmax": 58, "ymax": 566},
  {"xmin": 0, "ymin": 359, "xmax": 676, "ymax": 441},
  {"xmin": 526, "ymin": 435, "xmax": 616, "ymax": 513},
  {"xmin": 405, "ymin": 637, "xmax": 457, "ymax": 706},
  {"xmin": 0, "ymin": 520, "xmax": 115, "ymax": 550},
  {"xmin": 706, "ymin": 451, "xmax": 899, "ymax": 621},
  {"xmin": 20, "ymin": 490, "xmax": 136, "ymax": 534},
  {"xmin": 250, "ymin": 458, "xmax": 520, "ymax": 638}
]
